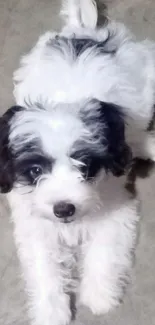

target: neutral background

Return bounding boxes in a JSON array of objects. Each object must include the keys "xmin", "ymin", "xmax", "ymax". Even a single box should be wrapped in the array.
[{"xmin": 0, "ymin": 1, "xmax": 155, "ymax": 324}]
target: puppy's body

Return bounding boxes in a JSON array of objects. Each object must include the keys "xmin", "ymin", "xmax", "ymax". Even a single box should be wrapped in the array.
[
  {"xmin": 14, "ymin": 18, "xmax": 155, "ymax": 160},
  {"xmin": 0, "ymin": 1, "xmax": 154, "ymax": 325},
  {"xmin": 8, "ymin": 174, "xmax": 139, "ymax": 325}
]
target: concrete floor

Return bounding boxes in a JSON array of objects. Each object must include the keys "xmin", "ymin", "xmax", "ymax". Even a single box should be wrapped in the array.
[{"xmin": 0, "ymin": 1, "xmax": 155, "ymax": 324}]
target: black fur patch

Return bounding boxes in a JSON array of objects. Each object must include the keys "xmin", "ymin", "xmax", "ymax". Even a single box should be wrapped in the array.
[
  {"xmin": 99, "ymin": 101, "xmax": 132, "ymax": 176},
  {"xmin": 125, "ymin": 158, "xmax": 155, "ymax": 196},
  {"xmin": 0, "ymin": 105, "xmax": 55, "ymax": 191},
  {"xmin": 147, "ymin": 104, "xmax": 155, "ymax": 131},
  {"xmin": 71, "ymin": 147, "xmax": 105, "ymax": 180},
  {"xmin": 0, "ymin": 105, "xmax": 24, "ymax": 193},
  {"xmin": 71, "ymin": 100, "xmax": 132, "ymax": 179},
  {"xmin": 48, "ymin": 34, "xmax": 116, "ymax": 57}
]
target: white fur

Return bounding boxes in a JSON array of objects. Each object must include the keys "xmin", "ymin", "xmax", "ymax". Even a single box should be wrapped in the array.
[
  {"xmin": 13, "ymin": 22, "xmax": 155, "ymax": 160},
  {"xmin": 8, "ymin": 0, "xmax": 155, "ymax": 324},
  {"xmin": 61, "ymin": 0, "xmax": 98, "ymax": 28},
  {"xmin": 8, "ymin": 173, "xmax": 139, "ymax": 324}
]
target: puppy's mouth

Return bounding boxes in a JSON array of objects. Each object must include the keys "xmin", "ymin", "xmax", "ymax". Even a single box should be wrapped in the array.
[{"xmin": 60, "ymin": 217, "xmax": 75, "ymax": 224}]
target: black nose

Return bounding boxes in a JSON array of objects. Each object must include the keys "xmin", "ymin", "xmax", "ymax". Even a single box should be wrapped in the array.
[{"xmin": 53, "ymin": 202, "xmax": 76, "ymax": 218}]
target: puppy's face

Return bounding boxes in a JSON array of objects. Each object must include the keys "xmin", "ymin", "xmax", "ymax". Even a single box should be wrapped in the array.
[{"xmin": 0, "ymin": 100, "xmax": 131, "ymax": 223}]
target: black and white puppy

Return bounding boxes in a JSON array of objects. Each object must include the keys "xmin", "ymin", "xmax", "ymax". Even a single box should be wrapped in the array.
[{"xmin": 0, "ymin": 1, "xmax": 155, "ymax": 325}]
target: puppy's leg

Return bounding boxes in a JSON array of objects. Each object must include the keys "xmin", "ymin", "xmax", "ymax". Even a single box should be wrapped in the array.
[
  {"xmin": 14, "ymin": 220, "xmax": 71, "ymax": 325},
  {"xmin": 79, "ymin": 204, "xmax": 139, "ymax": 315},
  {"xmin": 143, "ymin": 131, "xmax": 155, "ymax": 162},
  {"xmin": 128, "ymin": 107, "xmax": 155, "ymax": 164},
  {"xmin": 145, "ymin": 106, "xmax": 155, "ymax": 163}
]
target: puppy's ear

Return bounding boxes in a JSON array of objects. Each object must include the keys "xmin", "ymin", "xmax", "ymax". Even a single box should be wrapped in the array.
[
  {"xmin": 100, "ymin": 101, "xmax": 132, "ymax": 176},
  {"xmin": 0, "ymin": 105, "xmax": 23, "ymax": 193}
]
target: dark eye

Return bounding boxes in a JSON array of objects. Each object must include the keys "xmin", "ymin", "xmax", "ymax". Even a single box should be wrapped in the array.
[{"xmin": 26, "ymin": 165, "xmax": 43, "ymax": 183}]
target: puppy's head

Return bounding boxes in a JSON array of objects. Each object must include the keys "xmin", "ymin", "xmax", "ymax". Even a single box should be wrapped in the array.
[{"xmin": 0, "ymin": 100, "xmax": 131, "ymax": 223}]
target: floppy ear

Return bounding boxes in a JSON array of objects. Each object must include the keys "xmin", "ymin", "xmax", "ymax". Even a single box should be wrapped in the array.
[
  {"xmin": 100, "ymin": 101, "xmax": 132, "ymax": 176},
  {"xmin": 0, "ymin": 105, "xmax": 23, "ymax": 193}
]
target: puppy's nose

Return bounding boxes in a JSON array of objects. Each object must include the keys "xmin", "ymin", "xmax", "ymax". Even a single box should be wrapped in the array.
[{"xmin": 53, "ymin": 202, "xmax": 76, "ymax": 218}]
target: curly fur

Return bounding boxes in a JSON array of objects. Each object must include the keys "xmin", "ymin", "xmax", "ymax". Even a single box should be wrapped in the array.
[{"xmin": 1, "ymin": 1, "xmax": 155, "ymax": 325}]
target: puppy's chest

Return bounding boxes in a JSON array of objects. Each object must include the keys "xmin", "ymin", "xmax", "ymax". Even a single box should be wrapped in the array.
[{"xmin": 58, "ymin": 239, "xmax": 84, "ymax": 292}]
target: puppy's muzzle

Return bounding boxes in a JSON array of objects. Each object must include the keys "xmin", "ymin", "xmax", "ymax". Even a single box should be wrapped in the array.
[{"xmin": 53, "ymin": 201, "xmax": 76, "ymax": 223}]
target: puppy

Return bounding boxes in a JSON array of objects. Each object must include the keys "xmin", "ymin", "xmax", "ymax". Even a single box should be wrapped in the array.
[{"xmin": 0, "ymin": 1, "xmax": 154, "ymax": 324}]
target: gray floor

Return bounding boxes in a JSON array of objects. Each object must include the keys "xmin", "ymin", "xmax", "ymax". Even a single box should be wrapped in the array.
[{"xmin": 0, "ymin": 1, "xmax": 155, "ymax": 324}]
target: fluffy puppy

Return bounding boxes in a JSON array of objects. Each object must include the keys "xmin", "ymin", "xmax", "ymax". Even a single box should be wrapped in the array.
[{"xmin": 0, "ymin": 1, "xmax": 154, "ymax": 325}]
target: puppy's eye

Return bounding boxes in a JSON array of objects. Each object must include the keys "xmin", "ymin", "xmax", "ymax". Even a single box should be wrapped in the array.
[{"xmin": 26, "ymin": 165, "xmax": 43, "ymax": 182}]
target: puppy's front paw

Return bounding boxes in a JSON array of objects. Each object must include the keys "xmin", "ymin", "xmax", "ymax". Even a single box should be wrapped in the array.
[{"xmin": 80, "ymin": 285, "xmax": 123, "ymax": 315}]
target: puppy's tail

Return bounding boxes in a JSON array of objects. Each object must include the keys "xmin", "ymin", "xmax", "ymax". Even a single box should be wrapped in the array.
[{"xmin": 60, "ymin": 0, "xmax": 98, "ymax": 29}]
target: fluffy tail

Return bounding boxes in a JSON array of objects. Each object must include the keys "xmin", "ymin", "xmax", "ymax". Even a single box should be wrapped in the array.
[{"xmin": 61, "ymin": 0, "xmax": 98, "ymax": 28}]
